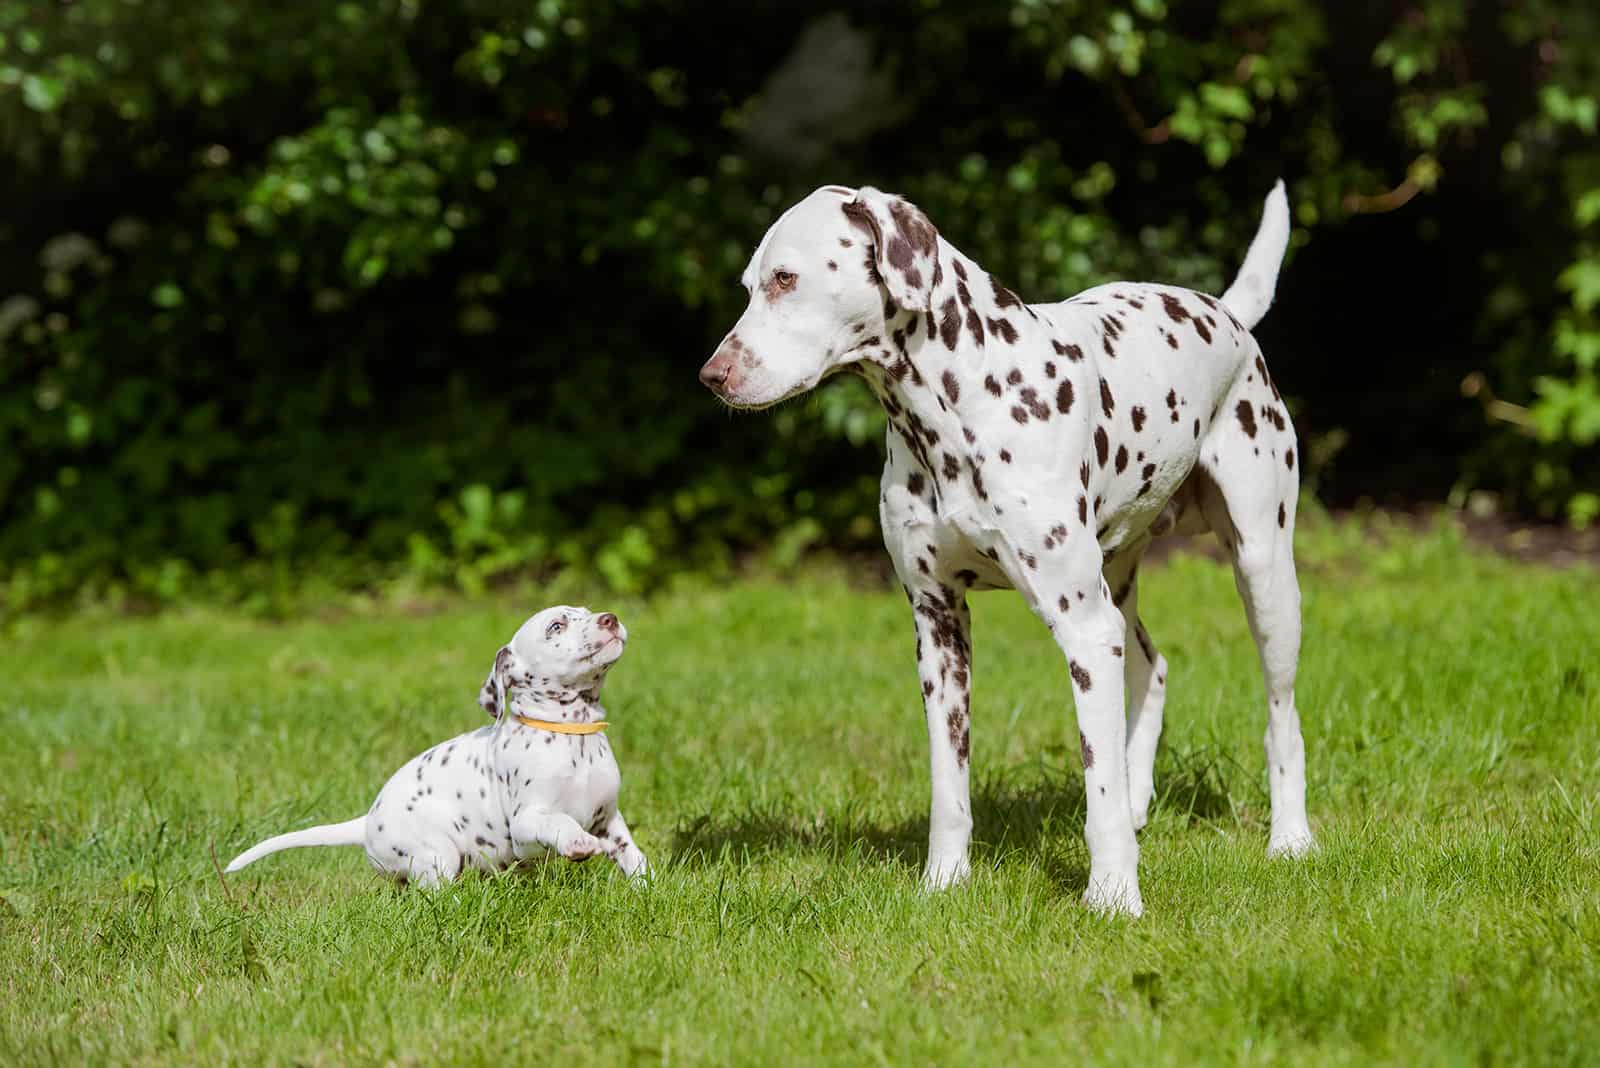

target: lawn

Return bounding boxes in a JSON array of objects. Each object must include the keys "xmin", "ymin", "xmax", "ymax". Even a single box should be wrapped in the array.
[{"xmin": 2, "ymin": 520, "xmax": 1597, "ymax": 1066}]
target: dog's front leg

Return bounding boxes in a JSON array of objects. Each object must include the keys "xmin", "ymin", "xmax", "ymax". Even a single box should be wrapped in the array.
[
  {"xmin": 602, "ymin": 810, "xmax": 649, "ymax": 879},
  {"xmin": 510, "ymin": 811, "xmax": 606, "ymax": 863},
  {"xmin": 904, "ymin": 581, "xmax": 975, "ymax": 890},
  {"xmin": 1032, "ymin": 560, "xmax": 1144, "ymax": 917}
]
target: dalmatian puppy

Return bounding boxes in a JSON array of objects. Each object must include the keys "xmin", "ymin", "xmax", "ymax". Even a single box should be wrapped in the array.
[
  {"xmin": 225, "ymin": 606, "xmax": 648, "ymax": 887},
  {"xmin": 698, "ymin": 182, "xmax": 1311, "ymax": 916}
]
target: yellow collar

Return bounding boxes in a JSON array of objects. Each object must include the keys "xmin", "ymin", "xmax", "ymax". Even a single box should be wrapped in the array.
[{"xmin": 510, "ymin": 713, "xmax": 607, "ymax": 735}]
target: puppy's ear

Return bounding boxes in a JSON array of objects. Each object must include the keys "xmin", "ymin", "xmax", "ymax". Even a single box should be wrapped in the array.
[
  {"xmin": 843, "ymin": 187, "xmax": 941, "ymax": 312},
  {"xmin": 478, "ymin": 646, "xmax": 517, "ymax": 719}
]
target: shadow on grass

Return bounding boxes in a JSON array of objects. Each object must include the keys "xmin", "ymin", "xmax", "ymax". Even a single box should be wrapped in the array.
[{"xmin": 668, "ymin": 747, "xmax": 1246, "ymax": 891}]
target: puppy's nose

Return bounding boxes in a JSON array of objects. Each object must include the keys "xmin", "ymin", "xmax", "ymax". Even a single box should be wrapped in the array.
[
  {"xmin": 698, "ymin": 353, "xmax": 733, "ymax": 390},
  {"xmin": 596, "ymin": 613, "xmax": 619, "ymax": 632}
]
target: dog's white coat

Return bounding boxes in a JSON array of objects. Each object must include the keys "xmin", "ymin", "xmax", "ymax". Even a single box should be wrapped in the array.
[
  {"xmin": 226, "ymin": 606, "xmax": 648, "ymax": 887},
  {"xmin": 699, "ymin": 182, "xmax": 1311, "ymax": 916}
]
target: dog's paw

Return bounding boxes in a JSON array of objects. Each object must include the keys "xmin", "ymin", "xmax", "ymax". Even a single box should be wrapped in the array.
[
  {"xmin": 1082, "ymin": 871, "xmax": 1144, "ymax": 918},
  {"xmin": 921, "ymin": 853, "xmax": 971, "ymax": 892},
  {"xmin": 1267, "ymin": 828, "xmax": 1316, "ymax": 859},
  {"xmin": 1081, "ymin": 856, "xmax": 1145, "ymax": 920},
  {"xmin": 561, "ymin": 832, "xmax": 606, "ymax": 861}
]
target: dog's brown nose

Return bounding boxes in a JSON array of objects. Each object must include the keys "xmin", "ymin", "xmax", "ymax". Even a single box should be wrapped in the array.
[
  {"xmin": 596, "ymin": 613, "xmax": 619, "ymax": 632},
  {"xmin": 699, "ymin": 351, "xmax": 734, "ymax": 390}
]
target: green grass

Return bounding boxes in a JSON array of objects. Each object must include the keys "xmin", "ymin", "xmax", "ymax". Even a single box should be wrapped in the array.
[{"xmin": 2, "ymin": 521, "xmax": 1597, "ymax": 1065}]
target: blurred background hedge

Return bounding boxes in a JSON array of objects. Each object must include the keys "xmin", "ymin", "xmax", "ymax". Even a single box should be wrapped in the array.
[{"xmin": 1, "ymin": 0, "xmax": 1596, "ymax": 612}]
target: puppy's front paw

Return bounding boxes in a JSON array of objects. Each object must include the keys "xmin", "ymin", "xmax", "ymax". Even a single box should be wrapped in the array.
[{"xmin": 561, "ymin": 832, "xmax": 605, "ymax": 861}]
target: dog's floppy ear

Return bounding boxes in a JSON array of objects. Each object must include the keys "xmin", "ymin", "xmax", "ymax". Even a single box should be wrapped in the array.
[
  {"xmin": 843, "ymin": 187, "xmax": 941, "ymax": 312},
  {"xmin": 477, "ymin": 646, "xmax": 518, "ymax": 719}
]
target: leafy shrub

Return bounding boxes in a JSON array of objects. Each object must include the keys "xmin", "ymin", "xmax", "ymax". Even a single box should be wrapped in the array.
[{"xmin": 0, "ymin": 1, "xmax": 1595, "ymax": 613}]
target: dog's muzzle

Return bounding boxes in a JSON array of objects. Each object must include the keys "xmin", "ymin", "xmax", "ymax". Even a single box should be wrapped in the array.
[
  {"xmin": 698, "ymin": 350, "xmax": 736, "ymax": 395},
  {"xmin": 700, "ymin": 334, "xmax": 757, "ymax": 398}
]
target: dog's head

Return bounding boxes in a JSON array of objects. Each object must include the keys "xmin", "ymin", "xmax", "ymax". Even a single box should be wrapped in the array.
[
  {"xmin": 698, "ymin": 185, "xmax": 941, "ymax": 408},
  {"xmin": 477, "ymin": 605, "xmax": 628, "ymax": 718}
]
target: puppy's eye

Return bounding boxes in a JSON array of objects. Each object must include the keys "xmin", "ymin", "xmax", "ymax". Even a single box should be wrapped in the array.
[
  {"xmin": 545, "ymin": 620, "xmax": 565, "ymax": 638},
  {"xmin": 773, "ymin": 269, "xmax": 797, "ymax": 291}
]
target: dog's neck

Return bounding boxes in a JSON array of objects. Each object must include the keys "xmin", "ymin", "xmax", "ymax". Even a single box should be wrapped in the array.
[
  {"xmin": 504, "ymin": 683, "xmax": 606, "ymax": 723},
  {"xmin": 854, "ymin": 241, "xmax": 1064, "ymax": 505}
]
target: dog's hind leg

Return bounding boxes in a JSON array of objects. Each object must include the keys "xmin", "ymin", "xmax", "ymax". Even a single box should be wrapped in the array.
[
  {"xmin": 1196, "ymin": 359, "xmax": 1314, "ymax": 857},
  {"xmin": 407, "ymin": 853, "xmax": 460, "ymax": 889},
  {"xmin": 1106, "ymin": 548, "xmax": 1167, "ymax": 832}
]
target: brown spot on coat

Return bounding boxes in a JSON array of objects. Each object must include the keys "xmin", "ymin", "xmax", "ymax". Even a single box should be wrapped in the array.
[
  {"xmin": 1114, "ymin": 444, "xmax": 1128, "ymax": 474},
  {"xmin": 1056, "ymin": 380, "xmax": 1075, "ymax": 414},
  {"xmin": 965, "ymin": 306, "xmax": 985, "ymax": 346},
  {"xmin": 941, "ymin": 371, "xmax": 960, "ymax": 404},
  {"xmin": 1094, "ymin": 426, "xmax": 1109, "ymax": 466},
  {"xmin": 1019, "ymin": 387, "xmax": 1050, "ymax": 421},
  {"xmin": 1070, "ymin": 662, "xmax": 1093, "ymax": 692},
  {"xmin": 992, "ymin": 277, "xmax": 1022, "ymax": 308},
  {"xmin": 985, "ymin": 374, "xmax": 1002, "ymax": 397},
  {"xmin": 1080, "ymin": 731, "xmax": 1095, "ymax": 769},
  {"xmin": 1236, "ymin": 399, "xmax": 1258, "ymax": 438},
  {"xmin": 1099, "ymin": 378, "xmax": 1115, "ymax": 417},
  {"xmin": 939, "ymin": 298, "xmax": 961, "ymax": 350}
]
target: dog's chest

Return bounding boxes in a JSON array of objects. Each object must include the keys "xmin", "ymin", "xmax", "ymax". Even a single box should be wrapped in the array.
[{"xmin": 492, "ymin": 727, "xmax": 621, "ymax": 822}]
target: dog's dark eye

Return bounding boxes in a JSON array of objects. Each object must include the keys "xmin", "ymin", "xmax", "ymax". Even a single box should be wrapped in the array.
[
  {"xmin": 773, "ymin": 269, "xmax": 797, "ymax": 290},
  {"xmin": 545, "ymin": 620, "xmax": 565, "ymax": 638}
]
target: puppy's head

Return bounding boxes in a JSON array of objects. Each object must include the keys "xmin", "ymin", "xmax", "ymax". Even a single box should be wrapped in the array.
[
  {"xmin": 698, "ymin": 185, "xmax": 942, "ymax": 409},
  {"xmin": 477, "ymin": 605, "xmax": 628, "ymax": 718}
]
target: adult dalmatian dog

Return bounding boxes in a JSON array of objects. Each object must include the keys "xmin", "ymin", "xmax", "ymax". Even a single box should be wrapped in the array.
[
  {"xmin": 698, "ymin": 181, "xmax": 1311, "ymax": 916},
  {"xmin": 226, "ymin": 606, "xmax": 648, "ymax": 887}
]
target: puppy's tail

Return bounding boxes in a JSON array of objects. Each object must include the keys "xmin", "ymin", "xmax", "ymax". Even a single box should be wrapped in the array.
[
  {"xmin": 224, "ymin": 816, "xmax": 367, "ymax": 873},
  {"xmin": 1219, "ymin": 180, "xmax": 1291, "ymax": 331}
]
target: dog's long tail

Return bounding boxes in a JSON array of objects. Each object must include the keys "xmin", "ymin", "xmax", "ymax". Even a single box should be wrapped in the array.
[
  {"xmin": 224, "ymin": 816, "xmax": 367, "ymax": 873},
  {"xmin": 1219, "ymin": 180, "xmax": 1291, "ymax": 331}
]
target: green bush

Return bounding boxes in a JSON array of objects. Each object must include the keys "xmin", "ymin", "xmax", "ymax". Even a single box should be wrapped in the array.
[{"xmin": 0, "ymin": 0, "xmax": 1595, "ymax": 612}]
